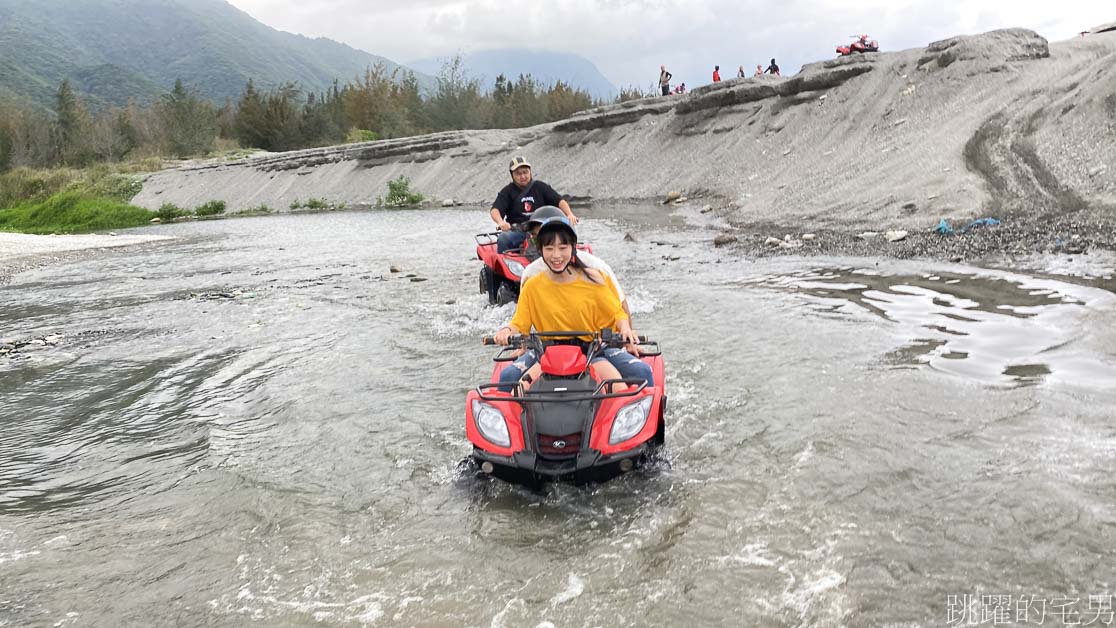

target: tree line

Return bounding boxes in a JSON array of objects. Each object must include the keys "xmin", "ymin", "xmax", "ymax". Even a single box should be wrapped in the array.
[{"xmin": 0, "ymin": 58, "xmax": 614, "ymax": 171}]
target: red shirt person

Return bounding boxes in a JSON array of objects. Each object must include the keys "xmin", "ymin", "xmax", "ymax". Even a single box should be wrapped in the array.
[{"xmin": 712, "ymin": 65, "xmax": 721, "ymax": 82}]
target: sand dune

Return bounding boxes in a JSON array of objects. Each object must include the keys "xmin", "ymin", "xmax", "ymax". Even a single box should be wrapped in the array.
[{"xmin": 131, "ymin": 28, "xmax": 1114, "ymax": 236}]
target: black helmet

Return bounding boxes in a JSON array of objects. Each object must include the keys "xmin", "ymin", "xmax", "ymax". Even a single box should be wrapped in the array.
[
  {"xmin": 525, "ymin": 205, "xmax": 566, "ymax": 229},
  {"xmin": 536, "ymin": 215, "xmax": 577, "ymax": 246}
]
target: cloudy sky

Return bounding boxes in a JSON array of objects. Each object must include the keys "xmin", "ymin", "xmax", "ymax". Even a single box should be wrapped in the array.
[{"xmin": 225, "ymin": 0, "xmax": 1113, "ymax": 90}]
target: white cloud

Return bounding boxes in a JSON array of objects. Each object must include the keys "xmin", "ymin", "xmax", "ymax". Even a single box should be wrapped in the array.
[{"xmin": 226, "ymin": 0, "xmax": 1114, "ymax": 88}]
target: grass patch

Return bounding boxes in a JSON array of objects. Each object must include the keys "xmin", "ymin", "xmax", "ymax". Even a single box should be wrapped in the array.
[
  {"xmin": 1, "ymin": 167, "xmax": 84, "ymax": 207},
  {"xmin": 115, "ymin": 157, "xmax": 163, "ymax": 174},
  {"xmin": 240, "ymin": 203, "xmax": 273, "ymax": 216},
  {"xmin": 0, "ymin": 162, "xmax": 156, "ymax": 208},
  {"xmin": 0, "ymin": 191, "xmax": 152, "ymax": 234},
  {"xmin": 290, "ymin": 197, "xmax": 346, "ymax": 211}
]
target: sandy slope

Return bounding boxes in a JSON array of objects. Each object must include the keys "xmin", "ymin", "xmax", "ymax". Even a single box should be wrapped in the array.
[{"xmin": 129, "ymin": 28, "xmax": 1114, "ymax": 236}]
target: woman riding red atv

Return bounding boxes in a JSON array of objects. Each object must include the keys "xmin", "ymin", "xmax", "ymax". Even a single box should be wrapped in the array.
[
  {"xmin": 466, "ymin": 215, "xmax": 666, "ymax": 486},
  {"xmin": 493, "ymin": 216, "xmax": 638, "ymax": 383}
]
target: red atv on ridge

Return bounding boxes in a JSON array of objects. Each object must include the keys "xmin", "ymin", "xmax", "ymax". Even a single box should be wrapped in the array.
[{"xmin": 837, "ymin": 34, "xmax": 880, "ymax": 56}]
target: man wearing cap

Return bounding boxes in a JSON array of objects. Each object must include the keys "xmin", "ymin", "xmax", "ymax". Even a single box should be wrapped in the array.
[{"xmin": 490, "ymin": 156, "xmax": 578, "ymax": 253}]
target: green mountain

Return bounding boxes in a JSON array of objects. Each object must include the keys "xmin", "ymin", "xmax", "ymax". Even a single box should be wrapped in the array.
[{"xmin": 0, "ymin": 0, "xmax": 435, "ymax": 110}]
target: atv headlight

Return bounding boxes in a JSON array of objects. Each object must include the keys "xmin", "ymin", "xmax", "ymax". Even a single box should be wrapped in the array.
[
  {"xmin": 472, "ymin": 400, "xmax": 511, "ymax": 447},
  {"xmin": 504, "ymin": 260, "xmax": 525, "ymax": 277},
  {"xmin": 609, "ymin": 397, "xmax": 653, "ymax": 445}
]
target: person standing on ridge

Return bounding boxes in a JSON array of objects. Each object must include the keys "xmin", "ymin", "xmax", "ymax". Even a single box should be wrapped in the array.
[
  {"xmin": 754, "ymin": 64, "xmax": 764, "ymax": 77},
  {"xmin": 712, "ymin": 65, "xmax": 721, "ymax": 82},
  {"xmin": 490, "ymin": 156, "xmax": 577, "ymax": 253},
  {"xmin": 737, "ymin": 65, "xmax": 746, "ymax": 78},
  {"xmin": 765, "ymin": 58, "xmax": 781, "ymax": 76},
  {"xmin": 659, "ymin": 65, "xmax": 673, "ymax": 96}
]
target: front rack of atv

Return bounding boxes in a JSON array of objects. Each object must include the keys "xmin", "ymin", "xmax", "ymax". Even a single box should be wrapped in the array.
[
  {"xmin": 492, "ymin": 339, "xmax": 661, "ymax": 362},
  {"xmin": 475, "ymin": 378, "xmax": 648, "ymax": 403}
]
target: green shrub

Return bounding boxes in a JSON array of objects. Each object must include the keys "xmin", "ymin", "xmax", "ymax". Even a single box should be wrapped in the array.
[
  {"xmin": 0, "ymin": 191, "xmax": 152, "ymax": 234},
  {"xmin": 345, "ymin": 128, "xmax": 378, "ymax": 144},
  {"xmin": 195, "ymin": 200, "xmax": 226, "ymax": 217},
  {"xmin": 155, "ymin": 202, "xmax": 186, "ymax": 221},
  {"xmin": 85, "ymin": 173, "xmax": 144, "ymax": 203},
  {"xmin": 376, "ymin": 175, "xmax": 424, "ymax": 208}
]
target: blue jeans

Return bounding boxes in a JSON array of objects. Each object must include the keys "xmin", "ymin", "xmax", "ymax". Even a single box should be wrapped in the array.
[
  {"xmin": 497, "ymin": 230, "xmax": 528, "ymax": 253},
  {"xmin": 499, "ymin": 347, "xmax": 654, "ymax": 389}
]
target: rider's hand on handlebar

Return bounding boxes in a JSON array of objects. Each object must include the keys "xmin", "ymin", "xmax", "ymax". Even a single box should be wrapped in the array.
[
  {"xmin": 568, "ymin": 214, "xmax": 580, "ymax": 226},
  {"xmin": 620, "ymin": 327, "xmax": 640, "ymax": 347},
  {"xmin": 494, "ymin": 327, "xmax": 514, "ymax": 346},
  {"xmin": 497, "ymin": 220, "xmax": 512, "ymax": 232}
]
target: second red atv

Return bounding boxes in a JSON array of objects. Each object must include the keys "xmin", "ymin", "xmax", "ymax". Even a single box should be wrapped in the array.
[
  {"xmin": 476, "ymin": 232, "xmax": 533, "ymax": 306},
  {"xmin": 837, "ymin": 34, "xmax": 879, "ymax": 56},
  {"xmin": 475, "ymin": 232, "xmax": 592, "ymax": 306}
]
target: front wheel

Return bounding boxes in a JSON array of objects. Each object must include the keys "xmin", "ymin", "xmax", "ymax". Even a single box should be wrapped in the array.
[
  {"xmin": 480, "ymin": 267, "xmax": 497, "ymax": 305},
  {"xmin": 652, "ymin": 395, "xmax": 667, "ymax": 446},
  {"xmin": 495, "ymin": 282, "xmax": 516, "ymax": 306}
]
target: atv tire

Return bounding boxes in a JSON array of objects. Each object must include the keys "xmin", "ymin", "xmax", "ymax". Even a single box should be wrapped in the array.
[
  {"xmin": 480, "ymin": 267, "xmax": 498, "ymax": 305},
  {"xmin": 495, "ymin": 282, "xmax": 516, "ymax": 306}
]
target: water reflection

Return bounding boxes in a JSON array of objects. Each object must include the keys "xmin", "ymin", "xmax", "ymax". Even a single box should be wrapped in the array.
[{"xmin": 741, "ymin": 267, "xmax": 1116, "ymax": 388}]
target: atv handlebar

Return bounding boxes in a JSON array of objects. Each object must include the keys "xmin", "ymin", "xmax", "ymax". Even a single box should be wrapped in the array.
[{"xmin": 483, "ymin": 331, "xmax": 648, "ymax": 347}]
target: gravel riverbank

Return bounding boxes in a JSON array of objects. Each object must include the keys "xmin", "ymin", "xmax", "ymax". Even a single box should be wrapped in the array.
[
  {"xmin": 717, "ymin": 209, "xmax": 1116, "ymax": 261},
  {"xmin": 0, "ymin": 232, "xmax": 173, "ymax": 285}
]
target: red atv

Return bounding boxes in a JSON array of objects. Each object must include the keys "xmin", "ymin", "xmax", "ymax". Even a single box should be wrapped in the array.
[
  {"xmin": 837, "ymin": 34, "xmax": 879, "ymax": 56},
  {"xmin": 465, "ymin": 330, "xmax": 666, "ymax": 488},
  {"xmin": 475, "ymin": 233, "xmax": 592, "ymax": 306}
]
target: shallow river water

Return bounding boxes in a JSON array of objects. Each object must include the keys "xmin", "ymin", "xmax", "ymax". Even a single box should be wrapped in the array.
[{"xmin": 2, "ymin": 208, "xmax": 1115, "ymax": 627}]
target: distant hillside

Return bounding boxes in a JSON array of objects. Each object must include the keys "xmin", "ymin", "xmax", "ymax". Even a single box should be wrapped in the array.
[
  {"xmin": 409, "ymin": 49, "xmax": 617, "ymax": 101},
  {"xmin": 0, "ymin": 0, "xmax": 436, "ymax": 109},
  {"xmin": 137, "ymin": 27, "xmax": 1116, "ymax": 247}
]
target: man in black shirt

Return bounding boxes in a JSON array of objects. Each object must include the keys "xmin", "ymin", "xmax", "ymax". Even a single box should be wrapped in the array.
[{"xmin": 489, "ymin": 156, "xmax": 578, "ymax": 252}]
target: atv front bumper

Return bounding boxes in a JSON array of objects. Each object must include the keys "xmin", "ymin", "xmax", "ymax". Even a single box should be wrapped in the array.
[{"xmin": 472, "ymin": 445, "xmax": 647, "ymax": 486}]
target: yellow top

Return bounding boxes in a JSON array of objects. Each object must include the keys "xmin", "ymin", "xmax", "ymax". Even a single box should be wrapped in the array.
[{"xmin": 511, "ymin": 271, "xmax": 627, "ymax": 339}]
